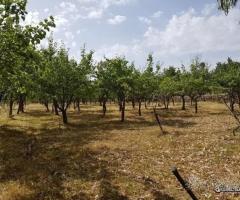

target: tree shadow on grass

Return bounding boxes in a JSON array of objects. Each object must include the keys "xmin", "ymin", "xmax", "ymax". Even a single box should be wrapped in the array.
[
  {"xmin": 98, "ymin": 179, "xmax": 128, "ymax": 200},
  {"xmin": 0, "ymin": 106, "xmax": 196, "ymax": 200},
  {"xmin": 152, "ymin": 108, "xmax": 196, "ymax": 119},
  {"xmin": 68, "ymin": 111, "xmax": 197, "ymax": 132},
  {"xmin": 0, "ymin": 125, "xmax": 128, "ymax": 200},
  {"xmin": 151, "ymin": 189, "xmax": 176, "ymax": 200},
  {"xmin": 13, "ymin": 105, "xmax": 198, "ymax": 133},
  {"xmin": 161, "ymin": 119, "xmax": 196, "ymax": 128}
]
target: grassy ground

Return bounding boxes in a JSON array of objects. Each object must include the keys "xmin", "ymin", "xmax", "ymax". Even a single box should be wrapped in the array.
[{"xmin": 0, "ymin": 102, "xmax": 240, "ymax": 200}]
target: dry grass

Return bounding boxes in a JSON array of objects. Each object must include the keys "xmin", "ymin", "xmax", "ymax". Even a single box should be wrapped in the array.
[{"xmin": 0, "ymin": 102, "xmax": 240, "ymax": 200}]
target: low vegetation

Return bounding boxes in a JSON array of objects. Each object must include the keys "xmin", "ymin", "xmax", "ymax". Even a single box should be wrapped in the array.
[{"xmin": 0, "ymin": 102, "xmax": 240, "ymax": 200}]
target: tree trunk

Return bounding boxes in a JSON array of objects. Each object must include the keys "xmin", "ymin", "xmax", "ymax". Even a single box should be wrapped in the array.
[
  {"xmin": 237, "ymin": 94, "xmax": 240, "ymax": 109},
  {"xmin": 138, "ymin": 100, "xmax": 142, "ymax": 116},
  {"xmin": 102, "ymin": 100, "xmax": 107, "ymax": 116},
  {"xmin": 145, "ymin": 101, "xmax": 147, "ymax": 109},
  {"xmin": 194, "ymin": 99, "xmax": 198, "ymax": 114},
  {"xmin": 44, "ymin": 101, "xmax": 49, "ymax": 112},
  {"xmin": 9, "ymin": 97, "xmax": 14, "ymax": 117},
  {"xmin": 229, "ymin": 96, "xmax": 235, "ymax": 112},
  {"xmin": 181, "ymin": 96, "xmax": 186, "ymax": 110},
  {"xmin": 62, "ymin": 109, "xmax": 68, "ymax": 124},
  {"xmin": 73, "ymin": 101, "xmax": 77, "ymax": 110},
  {"xmin": 119, "ymin": 101, "xmax": 122, "ymax": 112},
  {"xmin": 132, "ymin": 99, "xmax": 135, "ymax": 109},
  {"xmin": 0, "ymin": 92, "xmax": 3, "ymax": 103},
  {"xmin": 236, "ymin": 92, "xmax": 240, "ymax": 109},
  {"xmin": 121, "ymin": 99, "xmax": 125, "ymax": 122},
  {"xmin": 53, "ymin": 99, "xmax": 59, "ymax": 115},
  {"xmin": 172, "ymin": 97, "xmax": 175, "ymax": 106},
  {"xmin": 17, "ymin": 94, "xmax": 25, "ymax": 114},
  {"xmin": 77, "ymin": 99, "xmax": 80, "ymax": 113},
  {"xmin": 165, "ymin": 97, "xmax": 169, "ymax": 109}
]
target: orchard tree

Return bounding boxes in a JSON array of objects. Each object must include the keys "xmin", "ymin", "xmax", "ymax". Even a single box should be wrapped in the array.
[
  {"xmin": 40, "ymin": 45, "xmax": 79, "ymax": 124},
  {"xmin": 103, "ymin": 57, "xmax": 134, "ymax": 122},
  {"xmin": 186, "ymin": 59, "xmax": 211, "ymax": 113},
  {"xmin": 176, "ymin": 69, "xmax": 190, "ymax": 110},
  {"xmin": 0, "ymin": 0, "xmax": 55, "ymax": 117},
  {"xmin": 96, "ymin": 60, "xmax": 113, "ymax": 116},
  {"xmin": 142, "ymin": 54, "xmax": 158, "ymax": 108},
  {"xmin": 159, "ymin": 67, "xmax": 180, "ymax": 109},
  {"xmin": 37, "ymin": 38, "xmax": 58, "ymax": 113},
  {"xmin": 131, "ymin": 68, "xmax": 145, "ymax": 116},
  {"xmin": 213, "ymin": 58, "xmax": 240, "ymax": 111},
  {"xmin": 74, "ymin": 48, "xmax": 94, "ymax": 112}
]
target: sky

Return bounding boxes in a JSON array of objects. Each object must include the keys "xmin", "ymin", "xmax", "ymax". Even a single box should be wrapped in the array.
[{"xmin": 26, "ymin": 0, "xmax": 240, "ymax": 68}]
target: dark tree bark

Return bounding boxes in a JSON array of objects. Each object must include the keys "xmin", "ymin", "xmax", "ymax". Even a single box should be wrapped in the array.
[
  {"xmin": 194, "ymin": 99, "xmax": 198, "ymax": 114},
  {"xmin": 237, "ymin": 93, "xmax": 240, "ymax": 109},
  {"xmin": 44, "ymin": 101, "xmax": 49, "ymax": 112},
  {"xmin": 56, "ymin": 96, "xmax": 73, "ymax": 124},
  {"xmin": 102, "ymin": 99, "xmax": 107, "ymax": 116},
  {"xmin": 167, "ymin": 98, "xmax": 169, "ymax": 109},
  {"xmin": 62, "ymin": 109, "xmax": 68, "ymax": 124},
  {"xmin": 229, "ymin": 94, "xmax": 235, "ymax": 112},
  {"xmin": 181, "ymin": 96, "xmax": 186, "ymax": 110},
  {"xmin": 172, "ymin": 97, "xmax": 175, "ymax": 106},
  {"xmin": 9, "ymin": 96, "xmax": 14, "ymax": 117},
  {"xmin": 163, "ymin": 97, "xmax": 170, "ymax": 109},
  {"xmin": 138, "ymin": 100, "xmax": 142, "ymax": 116},
  {"xmin": 76, "ymin": 99, "xmax": 80, "ymax": 113},
  {"xmin": 119, "ymin": 101, "xmax": 122, "ymax": 112},
  {"xmin": 121, "ymin": 98, "xmax": 125, "ymax": 122},
  {"xmin": 53, "ymin": 99, "xmax": 59, "ymax": 115},
  {"xmin": 132, "ymin": 99, "xmax": 135, "ymax": 109},
  {"xmin": 17, "ymin": 94, "xmax": 25, "ymax": 114},
  {"xmin": 0, "ymin": 92, "xmax": 3, "ymax": 103},
  {"xmin": 190, "ymin": 97, "xmax": 193, "ymax": 106}
]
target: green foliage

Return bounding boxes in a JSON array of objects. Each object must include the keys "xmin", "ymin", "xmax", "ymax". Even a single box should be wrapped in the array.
[
  {"xmin": 0, "ymin": 0, "xmax": 55, "ymax": 106},
  {"xmin": 104, "ymin": 57, "xmax": 134, "ymax": 100},
  {"xmin": 74, "ymin": 48, "xmax": 95, "ymax": 101},
  {"xmin": 218, "ymin": 0, "xmax": 238, "ymax": 13},
  {"xmin": 1, "ymin": 0, "xmax": 240, "ymax": 121},
  {"xmin": 214, "ymin": 58, "xmax": 240, "ymax": 92},
  {"xmin": 96, "ymin": 60, "xmax": 113, "ymax": 102},
  {"xmin": 186, "ymin": 58, "xmax": 211, "ymax": 98}
]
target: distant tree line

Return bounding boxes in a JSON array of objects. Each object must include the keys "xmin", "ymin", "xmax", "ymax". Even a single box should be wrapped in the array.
[{"xmin": 1, "ymin": 0, "xmax": 240, "ymax": 124}]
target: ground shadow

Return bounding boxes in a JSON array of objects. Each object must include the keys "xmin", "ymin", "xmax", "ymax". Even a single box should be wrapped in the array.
[
  {"xmin": 151, "ymin": 190, "xmax": 176, "ymax": 200},
  {"xmin": 161, "ymin": 119, "xmax": 196, "ymax": 128},
  {"xmin": 0, "ymin": 105, "xmax": 197, "ymax": 199},
  {"xmin": 0, "ymin": 124, "xmax": 129, "ymax": 200}
]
